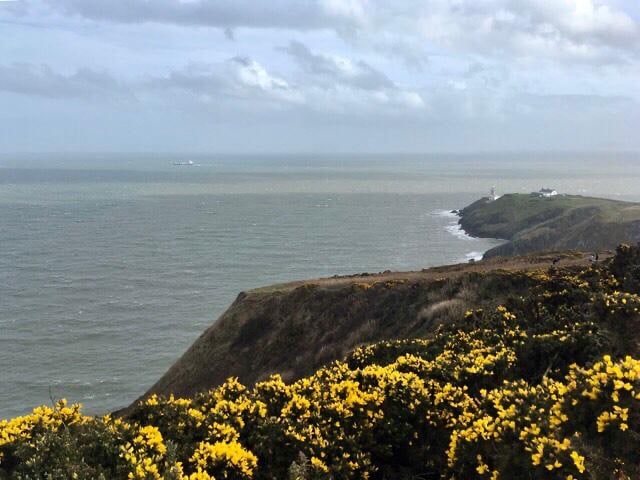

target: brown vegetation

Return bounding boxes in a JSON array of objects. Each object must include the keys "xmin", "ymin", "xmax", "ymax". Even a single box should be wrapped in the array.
[{"xmin": 127, "ymin": 251, "xmax": 609, "ymax": 411}]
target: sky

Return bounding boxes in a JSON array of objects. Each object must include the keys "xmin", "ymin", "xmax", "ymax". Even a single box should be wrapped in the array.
[{"xmin": 0, "ymin": 0, "xmax": 639, "ymax": 154}]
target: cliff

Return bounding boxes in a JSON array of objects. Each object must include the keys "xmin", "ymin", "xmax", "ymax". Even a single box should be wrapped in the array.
[
  {"xmin": 133, "ymin": 250, "xmax": 604, "ymax": 405},
  {"xmin": 459, "ymin": 193, "xmax": 640, "ymax": 258}
]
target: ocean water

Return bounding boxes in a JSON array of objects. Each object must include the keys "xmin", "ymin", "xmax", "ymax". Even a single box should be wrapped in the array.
[{"xmin": 1, "ymin": 152, "xmax": 640, "ymax": 419}]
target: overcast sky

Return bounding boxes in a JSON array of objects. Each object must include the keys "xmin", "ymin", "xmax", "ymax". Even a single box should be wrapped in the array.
[{"xmin": 1, "ymin": 0, "xmax": 639, "ymax": 153}]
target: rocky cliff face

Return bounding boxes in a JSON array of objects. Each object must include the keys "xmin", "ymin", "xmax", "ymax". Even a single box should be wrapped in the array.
[
  {"xmin": 459, "ymin": 193, "xmax": 640, "ymax": 258},
  {"xmin": 127, "ymin": 251, "xmax": 600, "ymax": 410}
]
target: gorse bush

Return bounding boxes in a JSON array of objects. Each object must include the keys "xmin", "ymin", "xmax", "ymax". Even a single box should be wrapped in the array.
[{"xmin": 2, "ymin": 245, "xmax": 640, "ymax": 479}]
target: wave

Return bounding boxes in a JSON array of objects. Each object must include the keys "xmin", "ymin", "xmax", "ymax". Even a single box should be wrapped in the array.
[
  {"xmin": 464, "ymin": 251, "xmax": 484, "ymax": 261},
  {"xmin": 433, "ymin": 209, "xmax": 476, "ymax": 242},
  {"xmin": 444, "ymin": 224, "xmax": 476, "ymax": 241},
  {"xmin": 433, "ymin": 209, "xmax": 485, "ymax": 262}
]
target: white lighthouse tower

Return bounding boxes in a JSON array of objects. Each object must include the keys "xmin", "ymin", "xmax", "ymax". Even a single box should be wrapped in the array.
[{"xmin": 490, "ymin": 186, "xmax": 498, "ymax": 201}]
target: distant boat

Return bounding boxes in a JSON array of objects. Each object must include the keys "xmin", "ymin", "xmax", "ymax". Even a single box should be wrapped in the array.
[{"xmin": 173, "ymin": 160, "xmax": 195, "ymax": 166}]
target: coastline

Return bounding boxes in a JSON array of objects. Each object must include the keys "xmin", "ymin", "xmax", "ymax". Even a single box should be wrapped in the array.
[
  {"xmin": 457, "ymin": 193, "xmax": 640, "ymax": 258},
  {"xmin": 432, "ymin": 209, "xmax": 485, "ymax": 261}
]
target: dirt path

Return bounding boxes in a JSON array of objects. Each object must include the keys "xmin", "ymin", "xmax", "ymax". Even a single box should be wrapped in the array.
[{"xmin": 253, "ymin": 250, "xmax": 614, "ymax": 293}]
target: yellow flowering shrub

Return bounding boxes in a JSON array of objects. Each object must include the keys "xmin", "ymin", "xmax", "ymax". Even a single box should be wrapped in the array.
[
  {"xmin": 2, "ymin": 245, "xmax": 640, "ymax": 478},
  {"xmin": 190, "ymin": 440, "xmax": 257, "ymax": 479}
]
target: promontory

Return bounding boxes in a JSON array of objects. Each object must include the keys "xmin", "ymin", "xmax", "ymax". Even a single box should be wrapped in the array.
[{"xmin": 458, "ymin": 192, "xmax": 640, "ymax": 258}]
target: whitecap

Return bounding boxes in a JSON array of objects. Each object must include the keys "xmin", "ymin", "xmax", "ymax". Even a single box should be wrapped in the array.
[
  {"xmin": 444, "ymin": 223, "xmax": 476, "ymax": 241},
  {"xmin": 434, "ymin": 208, "xmax": 478, "ymax": 242},
  {"xmin": 464, "ymin": 251, "xmax": 484, "ymax": 261}
]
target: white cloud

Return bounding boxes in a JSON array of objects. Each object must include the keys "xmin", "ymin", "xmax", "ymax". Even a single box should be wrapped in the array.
[
  {"xmin": 229, "ymin": 56, "xmax": 304, "ymax": 104},
  {"xmin": 548, "ymin": 0, "xmax": 637, "ymax": 40}
]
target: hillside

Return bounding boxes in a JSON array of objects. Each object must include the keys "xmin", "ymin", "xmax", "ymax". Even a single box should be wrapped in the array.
[
  {"xmin": 3, "ymin": 245, "xmax": 640, "ymax": 479},
  {"xmin": 459, "ymin": 193, "xmax": 640, "ymax": 258},
  {"xmin": 137, "ymin": 251, "xmax": 604, "ymax": 403}
]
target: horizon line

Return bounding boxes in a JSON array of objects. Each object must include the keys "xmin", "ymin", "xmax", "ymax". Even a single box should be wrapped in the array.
[{"xmin": 1, "ymin": 149, "xmax": 639, "ymax": 157}]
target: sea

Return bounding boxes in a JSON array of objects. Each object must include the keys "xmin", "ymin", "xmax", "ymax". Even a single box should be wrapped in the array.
[{"xmin": 2, "ymin": 152, "xmax": 640, "ymax": 419}]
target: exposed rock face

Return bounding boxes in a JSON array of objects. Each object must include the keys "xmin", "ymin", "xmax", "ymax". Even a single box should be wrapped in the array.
[
  {"xmin": 459, "ymin": 193, "xmax": 640, "ymax": 258},
  {"xmin": 126, "ymin": 251, "xmax": 602, "ymax": 411}
]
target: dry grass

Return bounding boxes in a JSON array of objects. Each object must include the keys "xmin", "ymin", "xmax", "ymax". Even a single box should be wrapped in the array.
[{"xmin": 417, "ymin": 298, "xmax": 467, "ymax": 328}]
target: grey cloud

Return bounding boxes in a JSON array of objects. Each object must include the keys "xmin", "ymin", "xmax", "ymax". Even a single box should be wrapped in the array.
[
  {"xmin": 0, "ymin": 63, "xmax": 130, "ymax": 99},
  {"xmin": 36, "ymin": 0, "xmax": 640, "ymax": 64},
  {"xmin": 280, "ymin": 40, "xmax": 395, "ymax": 90},
  {"xmin": 275, "ymin": 41, "xmax": 425, "ymax": 112},
  {"xmin": 44, "ymin": 0, "xmax": 356, "ymax": 31},
  {"xmin": 146, "ymin": 63, "xmax": 226, "ymax": 94}
]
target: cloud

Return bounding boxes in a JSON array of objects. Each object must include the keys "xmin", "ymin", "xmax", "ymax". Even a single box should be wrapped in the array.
[
  {"xmin": 148, "ymin": 57, "xmax": 304, "ymax": 107},
  {"xmin": 0, "ymin": 63, "xmax": 130, "ymax": 99},
  {"xmin": 0, "ymin": 50, "xmax": 423, "ymax": 116},
  {"xmin": 537, "ymin": 0, "xmax": 638, "ymax": 45},
  {"xmin": 1, "ymin": 1, "xmax": 639, "ymax": 152},
  {"xmin": 146, "ymin": 42, "xmax": 425, "ymax": 115},
  {"xmin": 43, "ymin": 0, "xmax": 358, "ymax": 31},
  {"xmin": 37, "ymin": 0, "xmax": 640, "ymax": 64},
  {"xmin": 279, "ymin": 40, "xmax": 394, "ymax": 90},
  {"xmin": 275, "ymin": 41, "xmax": 425, "ymax": 113},
  {"xmin": 382, "ymin": 0, "xmax": 640, "ymax": 65},
  {"xmin": 229, "ymin": 56, "xmax": 304, "ymax": 104}
]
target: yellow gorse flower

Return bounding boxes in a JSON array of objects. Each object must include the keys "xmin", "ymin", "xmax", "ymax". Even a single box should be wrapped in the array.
[{"xmin": 3, "ymin": 252, "xmax": 640, "ymax": 479}]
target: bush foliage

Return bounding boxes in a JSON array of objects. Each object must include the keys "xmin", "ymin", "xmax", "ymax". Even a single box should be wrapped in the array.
[{"xmin": 2, "ymin": 245, "xmax": 640, "ymax": 479}]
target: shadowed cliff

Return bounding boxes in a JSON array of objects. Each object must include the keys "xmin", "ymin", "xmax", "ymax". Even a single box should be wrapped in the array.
[{"xmin": 129, "ymin": 251, "xmax": 605, "ymax": 409}]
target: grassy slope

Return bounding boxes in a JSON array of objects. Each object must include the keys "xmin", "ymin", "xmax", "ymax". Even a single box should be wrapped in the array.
[
  {"xmin": 129, "ymin": 251, "xmax": 603, "ymax": 410},
  {"xmin": 459, "ymin": 193, "xmax": 640, "ymax": 258}
]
